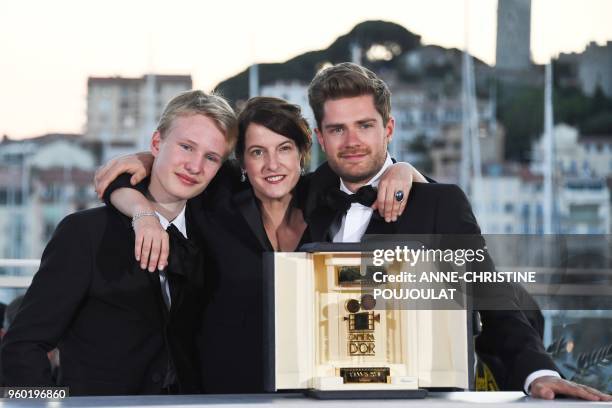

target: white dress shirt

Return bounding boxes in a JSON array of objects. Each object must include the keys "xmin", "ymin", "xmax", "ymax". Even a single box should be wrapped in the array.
[
  {"xmin": 332, "ymin": 154, "xmax": 393, "ymax": 243},
  {"xmin": 155, "ymin": 206, "xmax": 187, "ymax": 309},
  {"xmin": 329, "ymin": 154, "xmax": 559, "ymax": 393}
]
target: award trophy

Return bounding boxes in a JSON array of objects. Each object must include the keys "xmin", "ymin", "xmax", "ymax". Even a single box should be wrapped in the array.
[{"xmin": 264, "ymin": 244, "xmax": 473, "ymax": 399}]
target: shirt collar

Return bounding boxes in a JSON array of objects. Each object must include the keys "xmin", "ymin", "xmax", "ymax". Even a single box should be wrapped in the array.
[
  {"xmin": 339, "ymin": 153, "xmax": 393, "ymax": 194},
  {"xmin": 155, "ymin": 205, "xmax": 187, "ymax": 238}
]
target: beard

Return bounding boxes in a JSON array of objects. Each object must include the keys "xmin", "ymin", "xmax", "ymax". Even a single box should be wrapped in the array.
[{"xmin": 328, "ymin": 146, "xmax": 387, "ymax": 184}]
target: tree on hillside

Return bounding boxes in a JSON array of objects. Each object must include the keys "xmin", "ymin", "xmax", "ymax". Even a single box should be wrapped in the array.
[
  {"xmin": 496, "ymin": 81, "xmax": 612, "ymax": 162},
  {"xmin": 214, "ymin": 20, "xmax": 421, "ymax": 104}
]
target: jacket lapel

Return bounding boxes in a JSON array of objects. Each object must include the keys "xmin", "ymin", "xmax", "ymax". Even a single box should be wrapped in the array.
[
  {"xmin": 167, "ymin": 272, "xmax": 183, "ymax": 319},
  {"xmin": 304, "ymin": 162, "xmax": 344, "ymax": 243},
  {"xmin": 98, "ymin": 211, "xmax": 168, "ymax": 328},
  {"xmin": 232, "ymin": 188, "xmax": 273, "ymax": 251},
  {"xmin": 308, "ymin": 207, "xmax": 341, "ymax": 243},
  {"xmin": 148, "ymin": 268, "xmax": 170, "ymax": 323},
  {"xmin": 364, "ymin": 213, "xmax": 398, "ymax": 235}
]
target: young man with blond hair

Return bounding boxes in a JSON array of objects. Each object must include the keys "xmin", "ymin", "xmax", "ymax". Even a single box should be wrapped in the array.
[{"xmin": 1, "ymin": 90, "xmax": 236, "ymax": 395}]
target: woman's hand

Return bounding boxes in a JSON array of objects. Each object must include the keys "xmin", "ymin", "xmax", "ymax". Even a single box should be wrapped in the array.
[
  {"xmin": 94, "ymin": 152, "xmax": 154, "ymax": 199},
  {"xmin": 133, "ymin": 213, "xmax": 169, "ymax": 272},
  {"xmin": 374, "ymin": 162, "xmax": 427, "ymax": 222}
]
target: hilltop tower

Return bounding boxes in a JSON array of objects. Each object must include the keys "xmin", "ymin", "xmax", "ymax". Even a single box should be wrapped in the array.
[{"xmin": 496, "ymin": 0, "xmax": 532, "ymax": 70}]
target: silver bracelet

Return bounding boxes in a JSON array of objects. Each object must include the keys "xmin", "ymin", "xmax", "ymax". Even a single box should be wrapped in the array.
[{"xmin": 131, "ymin": 211, "xmax": 158, "ymax": 229}]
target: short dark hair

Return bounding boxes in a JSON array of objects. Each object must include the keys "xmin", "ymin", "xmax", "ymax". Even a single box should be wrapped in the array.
[
  {"xmin": 236, "ymin": 97, "xmax": 312, "ymax": 167},
  {"xmin": 308, "ymin": 62, "xmax": 391, "ymax": 129}
]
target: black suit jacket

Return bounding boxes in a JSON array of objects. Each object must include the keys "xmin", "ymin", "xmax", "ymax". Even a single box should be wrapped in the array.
[
  {"xmin": 194, "ymin": 185, "xmax": 269, "ymax": 393},
  {"xmin": 194, "ymin": 169, "xmax": 310, "ymax": 393},
  {"xmin": 0, "ymin": 206, "xmax": 205, "ymax": 395},
  {"xmin": 102, "ymin": 164, "xmax": 311, "ymax": 394},
  {"xmin": 305, "ymin": 162, "xmax": 558, "ymax": 391}
]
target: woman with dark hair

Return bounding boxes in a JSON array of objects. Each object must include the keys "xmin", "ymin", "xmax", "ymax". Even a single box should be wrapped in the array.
[
  {"xmin": 232, "ymin": 97, "xmax": 312, "ymax": 251},
  {"xmin": 94, "ymin": 96, "xmax": 426, "ymax": 393}
]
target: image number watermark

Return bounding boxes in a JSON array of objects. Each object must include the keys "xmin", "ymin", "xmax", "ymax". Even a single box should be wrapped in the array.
[{"xmin": 2, "ymin": 387, "xmax": 69, "ymax": 399}]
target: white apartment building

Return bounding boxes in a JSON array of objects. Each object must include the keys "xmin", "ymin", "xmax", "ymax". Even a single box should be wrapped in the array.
[
  {"xmin": 86, "ymin": 74, "xmax": 192, "ymax": 150},
  {"xmin": 532, "ymin": 123, "xmax": 612, "ymax": 178},
  {"xmin": 475, "ymin": 167, "xmax": 610, "ymax": 235},
  {"xmin": 259, "ymin": 80, "xmax": 322, "ymax": 169},
  {"xmin": 430, "ymin": 121, "xmax": 505, "ymax": 184},
  {"xmin": 0, "ymin": 135, "xmax": 98, "ymax": 271},
  {"xmin": 475, "ymin": 123, "xmax": 612, "ymax": 235}
]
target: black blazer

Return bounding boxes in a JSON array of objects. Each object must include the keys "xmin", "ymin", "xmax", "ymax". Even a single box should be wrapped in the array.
[
  {"xmin": 194, "ymin": 187, "xmax": 268, "ymax": 393},
  {"xmin": 0, "ymin": 206, "xmax": 205, "ymax": 395},
  {"xmin": 194, "ymin": 169, "xmax": 310, "ymax": 393},
  {"xmin": 304, "ymin": 162, "xmax": 558, "ymax": 391},
  {"xmin": 103, "ymin": 164, "xmax": 312, "ymax": 394}
]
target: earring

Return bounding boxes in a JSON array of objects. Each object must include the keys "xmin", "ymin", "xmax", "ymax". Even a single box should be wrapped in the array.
[
  {"xmin": 240, "ymin": 169, "xmax": 247, "ymax": 182},
  {"xmin": 300, "ymin": 167, "xmax": 306, "ymax": 176}
]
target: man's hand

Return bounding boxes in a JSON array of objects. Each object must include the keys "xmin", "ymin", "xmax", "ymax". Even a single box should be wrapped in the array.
[
  {"xmin": 94, "ymin": 152, "xmax": 154, "ymax": 199},
  {"xmin": 133, "ymin": 215, "xmax": 169, "ymax": 272},
  {"xmin": 375, "ymin": 162, "xmax": 427, "ymax": 222},
  {"xmin": 530, "ymin": 376, "xmax": 612, "ymax": 401}
]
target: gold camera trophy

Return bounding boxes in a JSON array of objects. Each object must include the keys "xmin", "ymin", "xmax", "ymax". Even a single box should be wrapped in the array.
[{"xmin": 264, "ymin": 246, "xmax": 472, "ymax": 399}]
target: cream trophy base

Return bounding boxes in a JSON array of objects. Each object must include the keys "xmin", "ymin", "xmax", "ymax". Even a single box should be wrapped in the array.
[
  {"xmin": 272, "ymin": 252, "xmax": 470, "ymax": 391},
  {"xmin": 314, "ymin": 376, "xmax": 418, "ymax": 391}
]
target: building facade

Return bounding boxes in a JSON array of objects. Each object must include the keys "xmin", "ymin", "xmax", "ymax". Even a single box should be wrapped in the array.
[
  {"xmin": 86, "ymin": 74, "xmax": 192, "ymax": 150},
  {"xmin": 0, "ymin": 135, "xmax": 99, "ymax": 272}
]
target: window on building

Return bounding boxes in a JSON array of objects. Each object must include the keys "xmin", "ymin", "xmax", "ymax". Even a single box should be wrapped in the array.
[
  {"xmin": 569, "ymin": 204, "xmax": 599, "ymax": 224},
  {"xmin": 0, "ymin": 189, "xmax": 23, "ymax": 205},
  {"xmin": 521, "ymin": 203, "xmax": 530, "ymax": 217}
]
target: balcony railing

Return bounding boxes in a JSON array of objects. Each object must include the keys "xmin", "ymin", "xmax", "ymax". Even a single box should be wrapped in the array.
[{"xmin": 0, "ymin": 258, "xmax": 39, "ymax": 288}]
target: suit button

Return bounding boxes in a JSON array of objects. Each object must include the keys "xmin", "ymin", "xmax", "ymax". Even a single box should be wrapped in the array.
[{"xmin": 152, "ymin": 373, "xmax": 162, "ymax": 383}]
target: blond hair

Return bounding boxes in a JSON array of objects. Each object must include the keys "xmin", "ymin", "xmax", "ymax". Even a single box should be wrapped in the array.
[{"xmin": 157, "ymin": 90, "xmax": 238, "ymax": 150}]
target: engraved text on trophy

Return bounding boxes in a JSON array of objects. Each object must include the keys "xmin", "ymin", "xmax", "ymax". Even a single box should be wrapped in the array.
[{"xmin": 344, "ymin": 295, "xmax": 380, "ymax": 356}]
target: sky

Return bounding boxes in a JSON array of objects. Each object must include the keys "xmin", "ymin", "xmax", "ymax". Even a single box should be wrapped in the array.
[{"xmin": 1, "ymin": 0, "xmax": 611, "ymax": 139}]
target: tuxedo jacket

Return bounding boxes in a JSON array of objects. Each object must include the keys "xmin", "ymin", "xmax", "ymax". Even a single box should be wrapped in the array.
[
  {"xmin": 0, "ymin": 206, "xmax": 205, "ymax": 395},
  {"xmin": 304, "ymin": 162, "xmax": 558, "ymax": 391},
  {"xmin": 100, "ymin": 165, "xmax": 308, "ymax": 393},
  {"xmin": 194, "ymin": 169, "xmax": 310, "ymax": 393},
  {"xmin": 102, "ymin": 163, "xmax": 316, "ymax": 393}
]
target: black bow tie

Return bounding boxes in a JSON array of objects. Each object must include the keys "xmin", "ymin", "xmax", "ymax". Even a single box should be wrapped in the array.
[
  {"xmin": 323, "ymin": 185, "xmax": 378, "ymax": 214},
  {"xmin": 166, "ymin": 223, "xmax": 201, "ymax": 277}
]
